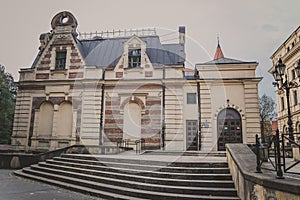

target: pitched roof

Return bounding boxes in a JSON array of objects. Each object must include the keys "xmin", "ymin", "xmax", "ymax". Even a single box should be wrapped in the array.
[
  {"xmin": 213, "ymin": 43, "xmax": 225, "ymax": 60},
  {"xmin": 198, "ymin": 41, "xmax": 257, "ymax": 65},
  {"xmin": 76, "ymin": 35, "xmax": 185, "ymax": 67},
  {"xmin": 202, "ymin": 57, "xmax": 255, "ymax": 65}
]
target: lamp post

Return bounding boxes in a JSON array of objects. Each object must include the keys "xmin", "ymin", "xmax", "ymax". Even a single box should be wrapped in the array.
[{"xmin": 272, "ymin": 58, "xmax": 300, "ymax": 142}]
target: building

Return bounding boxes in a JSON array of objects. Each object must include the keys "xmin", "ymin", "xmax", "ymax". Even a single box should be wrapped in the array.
[
  {"xmin": 269, "ymin": 26, "xmax": 300, "ymax": 138},
  {"xmin": 11, "ymin": 11, "xmax": 261, "ymax": 152}
]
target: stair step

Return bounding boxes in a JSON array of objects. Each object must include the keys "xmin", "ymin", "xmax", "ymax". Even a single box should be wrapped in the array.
[
  {"xmin": 14, "ymin": 170, "xmax": 144, "ymax": 200},
  {"xmin": 29, "ymin": 164, "xmax": 237, "ymax": 196},
  {"xmin": 60, "ymin": 154, "xmax": 228, "ymax": 168},
  {"xmin": 37, "ymin": 162, "xmax": 235, "ymax": 188},
  {"xmin": 18, "ymin": 168, "xmax": 240, "ymax": 200},
  {"xmin": 54, "ymin": 157, "xmax": 229, "ymax": 173},
  {"xmin": 14, "ymin": 152, "xmax": 240, "ymax": 199},
  {"xmin": 47, "ymin": 159, "xmax": 233, "ymax": 180}
]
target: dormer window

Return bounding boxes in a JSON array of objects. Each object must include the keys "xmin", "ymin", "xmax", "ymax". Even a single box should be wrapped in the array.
[
  {"xmin": 55, "ymin": 51, "xmax": 66, "ymax": 70},
  {"xmin": 128, "ymin": 49, "xmax": 141, "ymax": 68}
]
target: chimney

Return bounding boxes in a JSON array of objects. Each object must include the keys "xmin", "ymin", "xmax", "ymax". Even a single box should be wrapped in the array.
[{"xmin": 179, "ymin": 26, "xmax": 185, "ymax": 45}]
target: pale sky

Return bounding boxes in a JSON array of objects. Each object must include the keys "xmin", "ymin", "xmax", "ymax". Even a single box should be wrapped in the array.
[{"xmin": 1, "ymin": 0, "xmax": 299, "ymax": 99}]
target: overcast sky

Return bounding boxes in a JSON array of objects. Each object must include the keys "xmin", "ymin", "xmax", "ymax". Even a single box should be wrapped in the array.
[{"xmin": 1, "ymin": 0, "xmax": 299, "ymax": 99}]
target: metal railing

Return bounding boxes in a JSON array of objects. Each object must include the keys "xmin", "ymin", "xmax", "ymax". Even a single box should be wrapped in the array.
[
  {"xmin": 255, "ymin": 129, "xmax": 300, "ymax": 178},
  {"xmin": 78, "ymin": 28, "xmax": 157, "ymax": 40},
  {"xmin": 281, "ymin": 132, "xmax": 300, "ymax": 174},
  {"xmin": 117, "ymin": 139, "xmax": 145, "ymax": 154}
]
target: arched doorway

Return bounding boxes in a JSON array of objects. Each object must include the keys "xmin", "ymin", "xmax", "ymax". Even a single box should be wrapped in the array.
[
  {"xmin": 57, "ymin": 101, "xmax": 73, "ymax": 137},
  {"xmin": 217, "ymin": 108, "xmax": 242, "ymax": 151},
  {"xmin": 123, "ymin": 102, "xmax": 141, "ymax": 140},
  {"xmin": 38, "ymin": 101, "xmax": 54, "ymax": 136}
]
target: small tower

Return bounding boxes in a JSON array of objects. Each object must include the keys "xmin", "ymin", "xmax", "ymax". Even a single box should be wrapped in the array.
[{"xmin": 213, "ymin": 37, "xmax": 225, "ymax": 60}]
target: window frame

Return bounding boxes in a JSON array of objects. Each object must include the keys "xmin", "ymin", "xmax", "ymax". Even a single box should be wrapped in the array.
[
  {"xmin": 294, "ymin": 90, "xmax": 298, "ymax": 106},
  {"xmin": 128, "ymin": 49, "xmax": 141, "ymax": 68},
  {"xmin": 55, "ymin": 51, "xmax": 67, "ymax": 70},
  {"xmin": 187, "ymin": 93, "xmax": 197, "ymax": 104},
  {"xmin": 281, "ymin": 96, "xmax": 285, "ymax": 111}
]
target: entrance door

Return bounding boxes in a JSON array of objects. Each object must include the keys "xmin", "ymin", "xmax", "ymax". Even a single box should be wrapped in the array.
[
  {"xmin": 186, "ymin": 120, "xmax": 198, "ymax": 151},
  {"xmin": 217, "ymin": 108, "xmax": 242, "ymax": 151}
]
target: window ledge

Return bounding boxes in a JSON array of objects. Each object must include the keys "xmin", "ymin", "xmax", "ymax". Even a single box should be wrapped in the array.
[{"xmin": 50, "ymin": 69, "xmax": 68, "ymax": 75}]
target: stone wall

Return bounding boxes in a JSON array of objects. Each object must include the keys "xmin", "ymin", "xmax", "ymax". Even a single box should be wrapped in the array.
[{"xmin": 226, "ymin": 144, "xmax": 300, "ymax": 200}]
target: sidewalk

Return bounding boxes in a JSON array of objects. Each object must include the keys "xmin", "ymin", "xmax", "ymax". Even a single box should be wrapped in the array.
[{"xmin": 0, "ymin": 170, "xmax": 102, "ymax": 200}]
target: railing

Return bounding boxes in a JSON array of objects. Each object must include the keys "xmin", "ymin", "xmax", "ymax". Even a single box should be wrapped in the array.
[
  {"xmin": 117, "ymin": 139, "xmax": 145, "ymax": 154},
  {"xmin": 135, "ymin": 139, "xmax": 145, "ymax": 154},
  {"xmin": 255, "ymin": 134, "xmax": 278, "ymax": 174},
  {"xmin": 78, "ymin": 28, "xmax": 157, "ymax": 40},
  {"xmin": 281, "ymin": 132, "xmax": 300, "ymax": 174},
  {"xmin": 255, "ymin": 129, "xmax": 300, "ymax": 178}
]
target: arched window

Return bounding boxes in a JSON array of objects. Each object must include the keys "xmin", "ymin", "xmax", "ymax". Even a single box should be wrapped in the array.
[
  {"xmin": 38, "ymin": 102, "xmax": 54, "ymax": 136},
  {"xmin": 57, "ymin": 101, "xmax": 73, "ymax": 137}
]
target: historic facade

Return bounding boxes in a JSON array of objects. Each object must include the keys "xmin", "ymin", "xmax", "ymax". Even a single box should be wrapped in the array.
[
  {"xmin": 269, "ymin": 26, "xmax": 300, "ymax": 136},
  {"xmin": 11, "ymin": 11, "xmax": 261, "ymax": 152}
]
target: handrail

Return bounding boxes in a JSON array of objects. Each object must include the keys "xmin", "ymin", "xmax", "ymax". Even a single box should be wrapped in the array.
[
  {"xmin": 255, "ymin": 129, "xmax": 284, "ymax": 178},
  {"xmin": 281, "ymin": 132, "xmax": 300, "ymax": 174},
  {"xmin": 255, "ymin": 129, "xmax": 300, "ymax": 178}
]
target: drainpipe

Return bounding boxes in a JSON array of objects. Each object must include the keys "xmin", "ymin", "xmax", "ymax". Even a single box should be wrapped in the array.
[
  {"xmin": 195, "ymin": 69, "xmax": 201, "ymax": 151},
  {"xmin": 162, "ymin": 65, "xmax": 166, "ymax": 150},
  {"xmin": 99, "ymin": 69, "xmax": 106, "ymax": 145}
]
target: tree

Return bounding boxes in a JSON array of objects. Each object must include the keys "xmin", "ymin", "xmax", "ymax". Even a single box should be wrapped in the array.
[
  {"xmin": 0, "ymin": 65, "xmax": 17, "ymax": 144},
  {"xmin": 259, "ymin": 94, "xmax": 276, "ymax": 142}
]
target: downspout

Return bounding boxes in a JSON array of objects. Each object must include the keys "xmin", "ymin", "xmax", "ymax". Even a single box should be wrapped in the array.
[
  {"xmin": 99, "ymin": 69, "xmax": 106, "ymax": 145},
  {"xmin": 162, "ymin": 65, "xmax": 166, "ymax": 150},
  {"xmin": 195, "ymin": 69, "xmax": 202, "ymax": 151}
]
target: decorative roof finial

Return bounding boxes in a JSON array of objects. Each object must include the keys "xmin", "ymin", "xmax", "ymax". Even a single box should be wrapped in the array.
[{"xmin": 214, "ymin": 34, "xmax": 225, "ymax": 60}]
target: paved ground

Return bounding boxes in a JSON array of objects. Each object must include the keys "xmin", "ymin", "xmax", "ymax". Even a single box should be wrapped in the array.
[
  {"xmin": 0, "ymin": 152, "xmax": 227, "ymax": 200},
  {"xmin": 0, "ymin": 170, "xmax": 102, "ymax": 200},
  {"xmin": 262, "ymin": 156, "xmax": 300, "ymax": 180},
  {"xmin": 1, "ymin": 151, "xmax": 299, "ymax": 200}
]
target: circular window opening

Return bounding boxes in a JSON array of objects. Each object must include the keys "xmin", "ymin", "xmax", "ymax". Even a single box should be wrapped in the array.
[{"xmin": 61, "ymin": 16, "xmax": 69, "ymax": 24}]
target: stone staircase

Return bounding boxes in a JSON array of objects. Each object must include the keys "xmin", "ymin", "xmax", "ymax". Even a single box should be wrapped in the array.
[{"xmin": 14, "ymin": 153, "xmax": 240, "ymax": 200}]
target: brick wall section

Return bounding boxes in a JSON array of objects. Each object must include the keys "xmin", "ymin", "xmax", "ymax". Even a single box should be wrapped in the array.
[
  {"xmin": 69, "ymin": 72, "xmax": 83, "ymax": 78},
  {"xmin": 103, "ymin": 91, "xmax": 162, "ymax": 149},
  {"xmin": 142, "ymin": 96, "xmax": 161, "ymax": 149},
  {"xmin": 116, "ymin": 72, "xmax": 123, "ymax": 78},
  {"xmin": 145, "ymin": 71, "xmax": 153, "ymax": 77},
  {"xmin": 69, "ymin": 66, "xmax": 81, "ymax": 69},
  {"xmin": 37, "ymin": 67, "xmax": 50, "ymax": 71},
  {"xmin": 104, "ymin": 96, "xmax": 123, "ymax": 143},
  {"xmin": 36, "ymin": 73, "xmax": 49, "ymax": 79}
]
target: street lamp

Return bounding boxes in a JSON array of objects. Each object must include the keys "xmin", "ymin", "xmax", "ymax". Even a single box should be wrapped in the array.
[{"xmin": 272, "ymin": 58, "xmax": 300, "ymax": 142}]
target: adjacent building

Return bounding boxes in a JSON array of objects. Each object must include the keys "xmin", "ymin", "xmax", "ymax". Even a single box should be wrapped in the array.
[
  {"xmin": 269, "ymin": 26, "xmax": 300, "ymax": 137},
  {"xmin": 11, "ymin": 11, "xmax": 261, "ymax": 152}
]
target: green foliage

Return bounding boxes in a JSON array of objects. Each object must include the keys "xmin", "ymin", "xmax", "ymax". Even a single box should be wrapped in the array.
[{"xmin": 0, "ymin": 65, "xmax": 17, "ymax": 144}]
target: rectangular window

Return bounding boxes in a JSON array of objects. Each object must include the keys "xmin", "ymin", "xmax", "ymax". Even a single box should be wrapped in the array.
[
  {"xmin": 294, "ymin": 90, "xmax": 298, "ymax": 106},
  {"xmin": 187, "ymin": 93, "xmax": 196, "ymax": 104},
  {"xmin": 281, "ymin": 97, "xmax": 285, "ymax": 111},
  {"xmin": 128, "ymin": 49, "xmax": 141, "ymax": 68},
  {"xmin": 291, "ymin": 69, "xmax": 296, "ymax": 80},
  {"xmin": 55, "ymin": 51, "xmax": 67, "ymax": 70}
]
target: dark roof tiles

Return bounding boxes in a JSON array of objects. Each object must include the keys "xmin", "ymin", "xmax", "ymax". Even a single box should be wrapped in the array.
[{"xmin": 77, "ymin": 35, "xmax": 185, "ymax": 67}]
